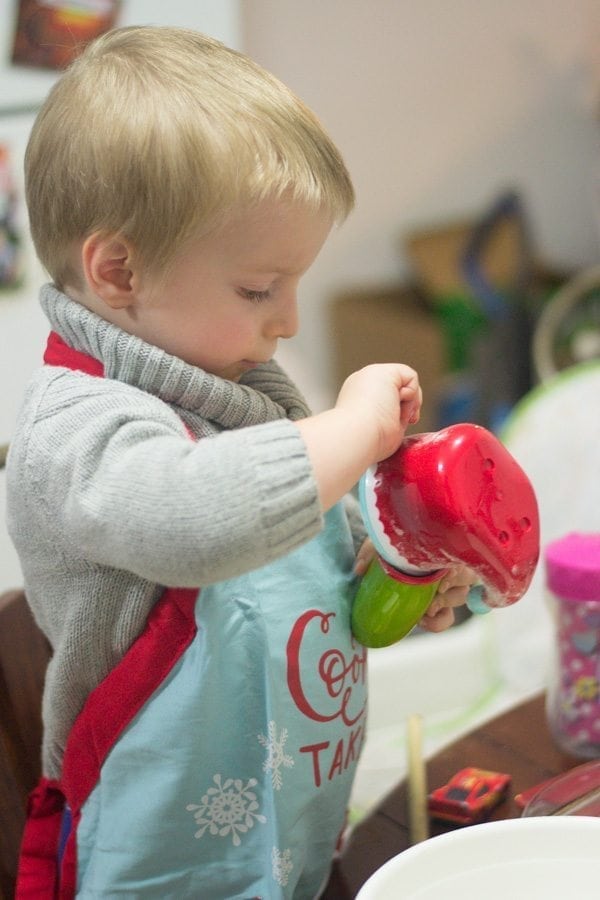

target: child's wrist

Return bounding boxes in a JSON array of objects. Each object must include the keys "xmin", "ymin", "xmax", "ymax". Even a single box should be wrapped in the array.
[{"xmin": 328, "ymin": 405, "xmax": 382, "ymax": 471}]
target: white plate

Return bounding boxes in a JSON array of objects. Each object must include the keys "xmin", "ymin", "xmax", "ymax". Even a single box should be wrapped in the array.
[{"xmin": 356, "ymin": 817, "xmax": 600, "ymax": 899}]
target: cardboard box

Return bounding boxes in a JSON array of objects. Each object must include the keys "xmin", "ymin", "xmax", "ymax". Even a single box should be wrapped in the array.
[
  {"xmin": 329, "ymin": 286, "xmax": 447, "ymax": 434},
  {"xmin": 405, "ymin": 217, "xmax": 524, "ymax": 301}
]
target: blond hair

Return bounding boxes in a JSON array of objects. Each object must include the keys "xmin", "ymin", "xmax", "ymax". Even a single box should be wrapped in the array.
[{"xmin": 25, "ymin": 26, "xmax": 354, "ymax": 289}]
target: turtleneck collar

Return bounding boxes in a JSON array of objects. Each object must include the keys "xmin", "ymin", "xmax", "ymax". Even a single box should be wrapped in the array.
[{"xmin": 40, "ymin": 283, "xmax": 311, "ymax": 429}]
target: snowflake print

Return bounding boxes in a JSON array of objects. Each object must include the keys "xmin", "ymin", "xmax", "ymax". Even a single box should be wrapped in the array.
[
  {"xmin": 186, "ymin": 774, "xmax": 266, "ymax": 846},
  {"xmin": 258, "ymin": 721, "xmax": 294, "ymax": 790},
  {"xmin": 272, "ymin": 846, "xmax": 293, "ymax": 887}
]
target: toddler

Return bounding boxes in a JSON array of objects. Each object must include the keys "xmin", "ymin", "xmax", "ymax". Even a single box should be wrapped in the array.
[{"xmin": 7, "ymin": 26, "xmax": 472, "ymax": 899}]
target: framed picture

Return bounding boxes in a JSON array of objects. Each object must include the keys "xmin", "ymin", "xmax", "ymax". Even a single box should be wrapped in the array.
[{"xmin": 11, "ymin": 0, "xmax": 121, "ymax": 70}]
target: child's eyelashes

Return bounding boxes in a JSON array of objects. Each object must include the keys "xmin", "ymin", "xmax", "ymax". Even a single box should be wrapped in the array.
[{"xmin": 239, "ymin": 287, "xmax": 271, "ymax": 303}]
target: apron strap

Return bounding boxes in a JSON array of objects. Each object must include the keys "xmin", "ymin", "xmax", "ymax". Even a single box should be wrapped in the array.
[
  {"xmin": 16, "ymin": 588, "xmax": 198, "ymax": 899},
  {"xmin": 43, "ymin": 332, "xmax": 104, "ymax": 377},
  {"xmin": 61, "ymin": 587, "xmax": 198, "ymax": 811},
  {"xmin": 16, "ymin": 336, "xmax": 199, "ymax": 898},
  {"xmin": 16, "ymin": 777, "xmax": 64, "ymax": 898}
]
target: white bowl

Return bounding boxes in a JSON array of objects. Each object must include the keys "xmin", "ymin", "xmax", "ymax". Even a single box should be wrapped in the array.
[{"xmin": 356, "ymin": 817, "xmax": 600, "ymax": 899}]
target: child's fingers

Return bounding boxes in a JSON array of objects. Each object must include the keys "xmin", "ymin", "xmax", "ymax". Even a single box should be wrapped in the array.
[
  {"xmin": 399, "ymin": 382, "xmax": 422, "ymax": 426},
  {"xmin": 419, "ymin": 605, "xmax": 455, "ymax": 633},
  {"xmin": 420, "ymin": 568, "xmax": 477, "ymax": 632},
  {"xmin": 402, "ymin": 397, "xmax": 421, "ymax": 426},
  {"xmin": 426, "ymin": 578, "xmax": 471, "ymax": 621},
  {"xmin": 437, "ymin": 565, "xmax": 477, "ymax": 594},
  {"xmin": 354, "ymin": 538, "xmax": 376, "ymax": 576},
  {"xmin": 434, "ymin": 584, "xmax": 471, "ymax": 609},
  {"xmin": 408, "ymin": 405, "xmax": 420, "ymax": 425}
]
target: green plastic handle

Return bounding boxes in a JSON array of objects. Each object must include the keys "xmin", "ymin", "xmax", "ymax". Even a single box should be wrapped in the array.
[{"xmin": 352, "ymin": 557, "xmax": 442, "ymax": 648}]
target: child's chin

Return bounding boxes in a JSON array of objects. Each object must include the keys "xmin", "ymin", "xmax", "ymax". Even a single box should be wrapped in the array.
[{"xmin": 214, "ymin": 363, "xmax": 253, "ymax": 381}]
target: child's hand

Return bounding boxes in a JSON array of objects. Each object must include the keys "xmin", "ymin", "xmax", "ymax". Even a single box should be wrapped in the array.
[
  {"xmin": 419, "ymin": 565, "xmax": 477, "ymax": 633},
  {"xmin": 297, "ymin": 363, "xmax": 422, "ymax": 513},
  {"xmin": 354, "ymin": 537, "xmax": 377, "ymax": 577},
  {"xmin": 335, "ymin": 363, "xmax": 422, "ymax": 464}
]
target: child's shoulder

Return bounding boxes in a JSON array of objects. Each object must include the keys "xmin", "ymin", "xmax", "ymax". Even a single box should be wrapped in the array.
[
  {"xmin": 10, "ymin": 365, "xmax": 186, "ymax": 466},
  {"xmin": 24, "ymin": 363, "xmax": 169, "ymax": 416}
]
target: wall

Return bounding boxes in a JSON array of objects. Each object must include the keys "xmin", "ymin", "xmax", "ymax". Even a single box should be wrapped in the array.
[{"xmin": 243, "ymin": 0, "xmax": 600, "ymax": 405}]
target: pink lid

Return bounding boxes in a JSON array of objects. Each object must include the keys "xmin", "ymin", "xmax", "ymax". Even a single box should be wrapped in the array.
[{"xmin": 545, "ymin": 533, "xmax": 600, "ymax": 601}]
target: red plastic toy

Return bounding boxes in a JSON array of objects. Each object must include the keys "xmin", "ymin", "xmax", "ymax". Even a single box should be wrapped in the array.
[
  {"xmin": 516, "ymin": 760, "xmax": 600, "ymax": 816},
  {"xmin": 352, "ymin": 423, "xmax": 540, "ymax": 647}
]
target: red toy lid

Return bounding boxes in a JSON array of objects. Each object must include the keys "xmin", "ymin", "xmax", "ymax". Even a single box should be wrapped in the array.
[{"xmin": 371, "ymin": 423, "xmax": 540, "ymax": 607}]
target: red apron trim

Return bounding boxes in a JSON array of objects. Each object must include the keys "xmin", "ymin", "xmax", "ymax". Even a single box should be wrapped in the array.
[
  {"xmin": 16, "ymin": 778, "xmax": 64, "ymax": 898},
  {"xmin": 57, "ymin": 586, "xmax": 198, "ymax": 899},
  {"xmin": 17, "ymin": 588, "xmax": 198, "ymax": 900},
  {"xmin": 17, "ymin": 335, "xmax": 200, "ymax": 898},
  {"xmin": 44, "ymin": 331, "xmax": 104, "ymax": 377},
  {"xmin": 62, "ymin": 586, "xmax": 197, "ymax": 810}
]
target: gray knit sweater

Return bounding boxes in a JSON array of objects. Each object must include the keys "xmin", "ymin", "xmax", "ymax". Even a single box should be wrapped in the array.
[{"xmin": 7, "ymin": 285, "xmax": 365, "ymax": 779}]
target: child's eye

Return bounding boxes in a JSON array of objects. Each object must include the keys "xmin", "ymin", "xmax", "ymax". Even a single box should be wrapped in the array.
[{"xmin": 239, "ymin": 287, "xmax": 271, "ymax": 303}]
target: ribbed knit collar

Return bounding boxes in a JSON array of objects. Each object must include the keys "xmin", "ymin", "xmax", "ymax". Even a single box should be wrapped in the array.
[{"xmin": 40, "ymin": 284, "xmax": 311, "ymax": 427}]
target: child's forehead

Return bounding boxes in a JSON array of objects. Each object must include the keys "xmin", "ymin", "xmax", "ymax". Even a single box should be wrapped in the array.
[
  {"xmin": 221, "ymin": 197, "xmax": 328, "ymax": 232},
  {"xmin": 204, "ymin": 200, "xmax": 333, "ymax": 268}
]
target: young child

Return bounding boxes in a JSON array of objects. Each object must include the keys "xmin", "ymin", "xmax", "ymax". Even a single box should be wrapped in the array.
[{"xmin": 7, "ymin": 26, "xmax": 474, "ymax": 899}]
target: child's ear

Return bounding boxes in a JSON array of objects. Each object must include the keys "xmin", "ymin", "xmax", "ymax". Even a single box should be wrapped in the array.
[{"xmin": 81, "ymin": 233, "xmax": 141, "ymax": 309}]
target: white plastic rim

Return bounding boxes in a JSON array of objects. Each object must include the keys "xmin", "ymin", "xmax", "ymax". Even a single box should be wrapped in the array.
[
  {"xmin": 532, "ymin": 265, "xmax": 600, "ymax": 382},
  {"xmin": 358, "ymin": 466, "xmax": 433, "ymax": 575},
  {"xmin": 499, "ymin": 364, "xmax": 600, "ymax": 607},
  {"xmin": 355, "ymin": 816, "xmax": 600, "ymax": 899}
]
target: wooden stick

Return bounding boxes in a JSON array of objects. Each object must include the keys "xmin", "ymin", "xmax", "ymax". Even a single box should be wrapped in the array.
[{"xmin": 407, "ymin": 713, "xmax": 429, "ymax": 844}]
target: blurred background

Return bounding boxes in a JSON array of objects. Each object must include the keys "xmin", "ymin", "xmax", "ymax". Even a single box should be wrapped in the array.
[
  {"xmin": 0, "ymin": 0, "xmax": 599, "ymax": 815},
  {"xmin": 244, "ymin": 1, "xmax": 600, "ymax": 418},
  {"xmin": 1, "ymin": 1, "xmax": 599, "ymax": 438}
]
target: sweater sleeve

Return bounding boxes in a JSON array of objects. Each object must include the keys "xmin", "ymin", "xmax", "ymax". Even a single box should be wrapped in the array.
[
  {"xmin": 7, "ymin": 369, "xmax": 324, "ymax": 587},
  {"xmin": 343, "ymin": 492, "xmax": 367, "ymax": 552}
]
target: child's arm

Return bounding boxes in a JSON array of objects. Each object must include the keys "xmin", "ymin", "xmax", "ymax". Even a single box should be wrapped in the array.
[
  {"xmin": 9, "ymin": 363, "xmax": 419, "ymax": 589},
  {"xmin": 296, "ymin": 363, "xmax": 421, "ymax": 513}
]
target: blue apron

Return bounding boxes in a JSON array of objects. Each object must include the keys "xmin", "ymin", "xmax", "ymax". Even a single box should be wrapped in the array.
[{"xmin": 75, "ymin": 505, "xmax": 366, "ymax": 899}]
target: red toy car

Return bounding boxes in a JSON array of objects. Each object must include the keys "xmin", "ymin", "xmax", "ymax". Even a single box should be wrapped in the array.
[{"xmin": 428, "ymin": 767, "xmax": 511, "ymax": 825}]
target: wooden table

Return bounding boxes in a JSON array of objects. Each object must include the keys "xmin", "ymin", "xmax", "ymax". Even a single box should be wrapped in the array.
[{"xmin": 323, "ymin": 692, "xmax": 581, "ymax": 898}]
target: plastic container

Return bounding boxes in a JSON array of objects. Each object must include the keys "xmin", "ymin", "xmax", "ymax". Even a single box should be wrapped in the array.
[{"xmin": 545, "ymin": 533, "xmax": 600, "ymax": 757}]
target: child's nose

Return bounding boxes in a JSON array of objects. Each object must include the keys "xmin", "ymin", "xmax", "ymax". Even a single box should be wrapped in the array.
[{"xmin": 265, "ymin": 297, "xmax": 298, "ymax": 340}]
